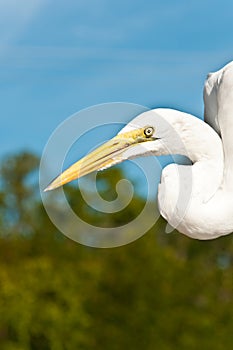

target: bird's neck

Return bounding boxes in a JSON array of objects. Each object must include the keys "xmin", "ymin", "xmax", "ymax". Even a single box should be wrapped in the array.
[
  {"xmin": 156, "ymin": 109, "xmax": 224, "ymax": 197},
  {"xmin": 175, "ymin": 111, "xmax": 224, "ymax": 200},
  {"xmin": 156, "ymin": 109, "xmax": 224, "ymax": 237},
  {"xmin": 156, "ymin": 109, "xmax": 224, "ymax": 164}
]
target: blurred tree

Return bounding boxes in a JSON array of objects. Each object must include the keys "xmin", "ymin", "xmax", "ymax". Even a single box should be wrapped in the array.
[
  {"xmin": 0, "ymin": 151, "xmax": 39, "ymax": 236},
  {"xmin": 64, "ymin": 166, "xmax": 146, "ymax": 227},
  {"xmin": 0, "ymin": 151, "xmax": 233, "ymax": 350}
]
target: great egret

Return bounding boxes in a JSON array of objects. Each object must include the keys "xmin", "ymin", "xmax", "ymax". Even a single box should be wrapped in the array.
[{"xmin": 45, "ymin": 62, "xmax": 233, "ymax": 240}]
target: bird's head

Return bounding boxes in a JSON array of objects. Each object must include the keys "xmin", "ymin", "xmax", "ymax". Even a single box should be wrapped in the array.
[{"xmin": 44, "ymin": 109, "xmax": 181, "ymax": 192}]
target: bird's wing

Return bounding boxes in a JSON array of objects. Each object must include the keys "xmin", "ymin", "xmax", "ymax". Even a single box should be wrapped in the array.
[{"xmin": 203, "ymin": 61, "xmax": 233, "ymax": 136}]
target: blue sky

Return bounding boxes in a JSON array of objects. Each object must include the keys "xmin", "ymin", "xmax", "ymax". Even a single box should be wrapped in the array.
[{"xmin": 1, "ymin": 0, "xmax": 233, "ymax": 160}]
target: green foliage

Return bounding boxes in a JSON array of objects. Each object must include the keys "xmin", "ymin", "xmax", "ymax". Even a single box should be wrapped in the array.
[
  {"xmin": 0, "ymin": 151, "xmax": 233, "ymax": 349},
  {"xmin": 0, "ymin": 151, "xmax": 39, "ymax": 236},
  {"xmin": 64, "ymin": 167, "xmax": 145, "ymax": 227}
]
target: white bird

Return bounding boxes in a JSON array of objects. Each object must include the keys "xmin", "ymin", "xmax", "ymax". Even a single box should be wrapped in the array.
[{"xmin": 45, "ymin": 61, "xmax": 233, "ymax": 240}]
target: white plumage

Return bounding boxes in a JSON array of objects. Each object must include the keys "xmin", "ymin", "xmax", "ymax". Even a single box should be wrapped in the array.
[{"xmin": 45, "ymin": 62, "xmax": 233, "ymax": 240}]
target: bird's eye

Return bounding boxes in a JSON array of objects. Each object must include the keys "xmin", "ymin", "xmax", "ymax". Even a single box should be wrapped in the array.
[{"xmin": 144, "ymin": 127, "xmax": 154, "ymax": 138}]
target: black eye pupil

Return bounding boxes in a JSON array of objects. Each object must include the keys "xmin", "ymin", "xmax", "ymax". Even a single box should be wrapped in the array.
[{"xmin": 144, "ymin": 127, "xmax": 153, "ymax": 137}]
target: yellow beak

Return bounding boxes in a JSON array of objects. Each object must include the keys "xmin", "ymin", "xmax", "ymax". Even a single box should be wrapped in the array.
[{"xmin": 44, "ymin": 127, "xmax": 150, "ymax": 192}]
